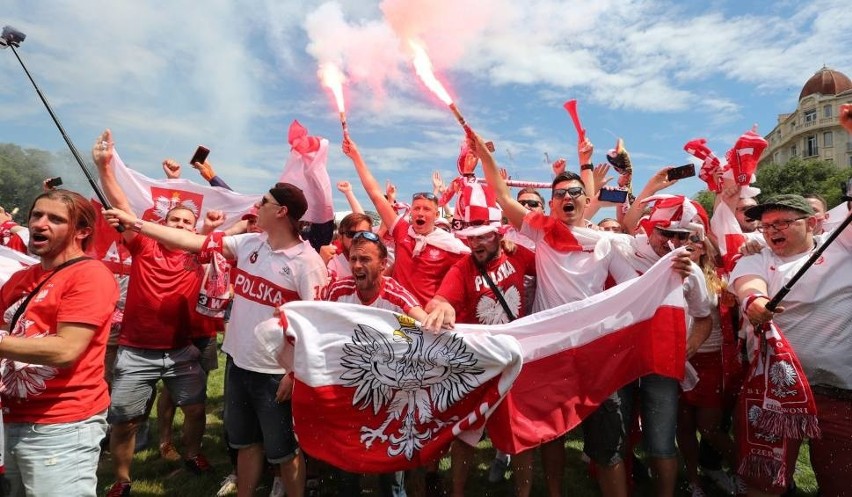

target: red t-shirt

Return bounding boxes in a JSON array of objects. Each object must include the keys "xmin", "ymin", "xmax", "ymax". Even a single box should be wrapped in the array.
[
  {"xmin": 391, "ymin": 219, "xmax": 466, "ymax": 306},
  {"xmin": 0, "ymin": 222, "xmax": 27, "ymax": 255},
  {"xmin": 436, "ymin": 246, "xmax": 536, "ymax": 325},
  {"xmin": 0, "ymin": 259, "xmax": 118, "ymax": 423},
  {"xmin": 120, "ymin": 236, "xmax": 203, "ymax": 349}
]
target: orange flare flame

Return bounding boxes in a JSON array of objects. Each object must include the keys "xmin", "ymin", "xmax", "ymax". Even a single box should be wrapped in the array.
[{"xmin": 409, "ymin": 40, "xmax": 453, "ymax": 105}]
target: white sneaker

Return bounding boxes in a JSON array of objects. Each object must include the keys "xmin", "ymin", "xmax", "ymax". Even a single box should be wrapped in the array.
[
  {"xmin": 216, "ymin": 473, "xmax": 238, "ymax": 497},
  {"xmin": 688, "ymin": 483, "xmax": 708, "ymax": 497},
  {"xmin": 702, "ymin": 468, "xmax": 736, "ymax": 495},
  {"xmin": 269, "ymin": 476, "xmax": 285, "ymax": 497}
]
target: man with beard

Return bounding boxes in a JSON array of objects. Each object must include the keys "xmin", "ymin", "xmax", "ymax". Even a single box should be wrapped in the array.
[
  {"xmin": 325, "ymin": 230, "xmax": 424, "ymax": 497},
  {"xmin": 0, "ymin": 189, "xmax": 118, "ymax": 497},
  {"xmin": 423, "ymin": 190, "xmax": 536, "ymax": 497}
]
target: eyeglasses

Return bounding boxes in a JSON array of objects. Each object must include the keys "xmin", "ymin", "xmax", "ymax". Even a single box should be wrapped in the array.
[
  {"xmin": 655, "ymin": 228, "xmax": 690, "ymax": 241},
  {"xmin": 519, "ymin": 199, "xmax": 542, "ymax": 208},
  {"xmin": 552, "ymin": 187, "xmax": 585, "ymax": 199},
  {"xmin": 756, "ymin": 217, "xmax": 808, "ymax": 233},
  {"xmin": 259, "ymin": 197, "xmax": 280, "ymax": 207},
  {"xmin": 352, "ymin": 230, "xmax": 381, "ymax": 243},
  {"xmin": 412, "ymin": 192, "xmax": 438, "ymax": 203}
]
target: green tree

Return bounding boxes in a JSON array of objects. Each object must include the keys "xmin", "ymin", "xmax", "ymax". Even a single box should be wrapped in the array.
[
  {"xmin": 693, "ymin": 189, "xmax": 715, "ymax": 215},
  {"xmin": 753, "ymin": 157, "xmax": 852, "ymax": 208}
]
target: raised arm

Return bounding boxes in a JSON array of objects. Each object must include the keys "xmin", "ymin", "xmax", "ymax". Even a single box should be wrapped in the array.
[
  {"xmin": 92, "ymin": 129, "xmax": 136, "ymax": 242},
  {"xmin": 342, "ymin": 135, "xmax": 397, "ymax": 229},
  {"xmin": 474, "ymin": 134, "xmax": 527, "ymax": 228},
  {"xmin": 337, "ymin": 180, "xmax": 364, "ymax": 214},
  {"xmin": 103, "ymin": 207, "xmax": 234, "ymax": 258},
  {"xmin": 622, "ymin": 167, "xmax": 678, "ymax": 235}
]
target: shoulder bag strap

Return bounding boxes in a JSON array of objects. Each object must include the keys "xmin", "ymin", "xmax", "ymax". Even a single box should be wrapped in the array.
[
  {"xmin": 8, "ymin": 256, "xmax": 91, "ymax": 333},
  {"xmin": 476, "ymin": 264, "xmax": 516, "ymax": 322}
]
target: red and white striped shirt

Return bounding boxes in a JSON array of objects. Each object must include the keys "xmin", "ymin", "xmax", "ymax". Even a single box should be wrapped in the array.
[{"xmin": 325, "ymin": 275, "xmax": 419, "ymax": 314}]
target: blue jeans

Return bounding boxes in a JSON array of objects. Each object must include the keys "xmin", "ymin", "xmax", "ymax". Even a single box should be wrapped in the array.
[
  {"xmin": 638, "ymin": 374, "xmax": 679, "ymax": 458},
  {"xmin": 4, "ymin": 411, "xmax": 108, "ymax": 497}
]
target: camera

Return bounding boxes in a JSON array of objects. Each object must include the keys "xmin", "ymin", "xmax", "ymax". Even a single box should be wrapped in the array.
[{"xmin": 0, "ymin": 26, "xmax": 26, "ymax": 48}]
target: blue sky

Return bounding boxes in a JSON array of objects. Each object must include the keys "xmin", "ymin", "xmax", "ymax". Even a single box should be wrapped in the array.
[{"xmin": 2, "ymin": 0, "xmax": 851, "ymax": 219}]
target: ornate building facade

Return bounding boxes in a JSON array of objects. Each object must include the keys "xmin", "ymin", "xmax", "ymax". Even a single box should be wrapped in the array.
[{"xmin": 760, "ymin": 67, "xmax": 852, "ymax": 168}]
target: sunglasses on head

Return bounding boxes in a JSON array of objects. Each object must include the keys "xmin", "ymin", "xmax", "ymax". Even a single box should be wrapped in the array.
[
  {"xmin": 352, "ymin": 230, "xmax": 381, "ymax": 242},
  {"xmin": 656, "ymin": 228, "xmax": 690, "ymax": 240},
  {"xmin": 412, "ymin": 192, "xmax": 438, "ymax": 202},
  {"xmin": 553, "ymin": 187, "xmax": 585, "ymax": 199},
  {"xmin": 519, "ymin": 199, "xmax": 542, "ymax": 208}
]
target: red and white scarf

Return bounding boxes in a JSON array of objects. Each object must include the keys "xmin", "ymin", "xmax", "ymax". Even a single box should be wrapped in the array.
[{"xmin": 737, "ymin": 321, "xmax": 820, "ymax": 488}]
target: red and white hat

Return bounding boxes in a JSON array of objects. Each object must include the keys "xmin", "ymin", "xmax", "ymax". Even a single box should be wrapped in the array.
[
  {"xmin": 641, "ymin": 194, "xmax": 707, "ymax": 236},
  {"xmin": 454, "ymin": 182, "xmax": 502, "ymax": 237}
]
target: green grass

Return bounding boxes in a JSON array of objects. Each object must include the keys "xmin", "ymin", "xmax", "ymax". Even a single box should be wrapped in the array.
[{"xmin": 97, "ymin": 344, "xmax": 819, "ymax": 496}]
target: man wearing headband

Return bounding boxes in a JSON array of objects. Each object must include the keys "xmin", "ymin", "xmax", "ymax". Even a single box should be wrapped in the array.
[{"xmin": 105, "ymin": 182, "xmax": 328, "ymax": 497}]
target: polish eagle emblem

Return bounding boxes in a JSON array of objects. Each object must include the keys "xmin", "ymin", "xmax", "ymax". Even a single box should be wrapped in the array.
[{"xmin": 340, "ymin": 314, "xmax": 484, "ymax": 459}]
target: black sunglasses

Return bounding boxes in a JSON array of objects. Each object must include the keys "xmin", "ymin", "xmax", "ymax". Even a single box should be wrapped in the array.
[
  {"xmin": 552, "ymin": 187, "xmax": 585, "ymax": 199},
  {"xmin": 519, "ymin": 199, "xmax": 542, "ymax": 208},
  {"xmin": 352, "ymin": 230, "xmax": 381, "ymax": 242},
  {"xmin": 656, "ymin": 228, "xmax": 690, "ymax": 241},
  {"xmin": 260, "ymin": 197, "xmax": 280, "ymax": 207},
  {"xmin": 412, "ymin": 192, "xmax": 439, "ymax": 202}
]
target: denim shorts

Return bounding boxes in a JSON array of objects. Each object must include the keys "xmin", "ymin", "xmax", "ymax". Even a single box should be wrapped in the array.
[
  {"xmin": 108, "ymin": 345, "xmax": 207, "ymax": 423},
  {"xmin": 223, "ymin": 356, "xmax": 298, "ymax": 463},
  {"xmin": 582, "ymin": 382, "xmax": 636, "ymax": 466},
  {"xmin": 4, "ymin": 411, "xmax": 108, "ymax": 497},
  {"xmin": 638, "ymin": 374, "xmax": 679, "ymax": 458}
]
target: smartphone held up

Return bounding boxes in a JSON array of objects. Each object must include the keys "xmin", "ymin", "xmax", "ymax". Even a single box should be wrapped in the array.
[
  {"xmin": 666, "ymin": 164, "xmax": 696, "ymax": 181},
  {"xmin": 190, "ymin": 146, "xmax": 210, "ymax": 166}
]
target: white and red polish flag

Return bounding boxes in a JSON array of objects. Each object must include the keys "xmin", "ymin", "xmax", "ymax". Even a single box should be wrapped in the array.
[
  {"xmin": 485, "ymin": 252, "xmax": 688, "ymax": 454},
  {"xmin": 281, "ymin": 301, "xmax": 524, "ymax": 473},
  {"xmin": 105, "ymin": 150, "xmax": 259, "ymax": 231},
  {"xmin": 277, "ymin": 120, "xmax": 335, "ymax": 224},
  {"xmin": 281, "ymin": 252, "xmax": 687, "ymax": 466}
]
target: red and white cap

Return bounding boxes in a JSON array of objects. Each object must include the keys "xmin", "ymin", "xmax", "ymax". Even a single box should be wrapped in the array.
[
  {"xmin": 454, "ymin": 182, "xmax": 502, "ymax": 237},
  {"xmin": 641, "ymin": 194, "xmax": 707, "ymax": 236}
]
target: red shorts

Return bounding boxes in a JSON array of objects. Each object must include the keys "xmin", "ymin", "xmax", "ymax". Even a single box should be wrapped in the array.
[
  {"xmin": 810, "ymin": 392, "xmax": 852, "ymax": 497},
  {"xmin": 681, "ymin": 351, "xmax": 723, "ymax": 408}
]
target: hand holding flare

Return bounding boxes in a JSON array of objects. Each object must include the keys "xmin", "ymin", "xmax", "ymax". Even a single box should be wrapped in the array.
[{"xmin": 319, "ymin": 63, "xmax": 348, "ymax": 136}]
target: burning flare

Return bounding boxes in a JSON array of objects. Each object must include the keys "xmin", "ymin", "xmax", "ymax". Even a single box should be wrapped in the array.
[
  {"xmin": 319, "ymin": 63, "xmax": 347, "ymax": 132},
  {"xmin": 409, "ymin": 40, "xmax": 453, "ymax": 105}
]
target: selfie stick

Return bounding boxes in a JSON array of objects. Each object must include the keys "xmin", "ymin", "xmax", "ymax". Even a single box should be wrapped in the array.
[
  {"xmin": 2, "ymin": 26, "xmax": 120, "ymax": 223},
  {"xmin": 765, "ymin": 209, "xmax": 852, "ymax": 312}
]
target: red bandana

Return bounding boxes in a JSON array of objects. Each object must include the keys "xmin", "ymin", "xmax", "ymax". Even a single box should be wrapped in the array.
[
  {"xmin": 737, "ymin": 321, "xmax": 820, "ymax": 488},
  {"xmin": 526, "ymin": 212, "xmax": 583, "ymax": 253}
]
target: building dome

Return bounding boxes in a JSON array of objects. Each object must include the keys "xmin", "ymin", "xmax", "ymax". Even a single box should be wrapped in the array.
[{"xmin": 798, "ymin": 67, "xmax": 852, "ymax": 101}]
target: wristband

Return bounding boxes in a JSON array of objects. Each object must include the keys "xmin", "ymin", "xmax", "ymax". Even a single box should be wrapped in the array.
[
  {"xmin": 132, "ymin": 219, "xmax": 145, "ymax": 233},
  {"xmin": 742, "ymin": 293, "xmax": 768, "ymax": 315},
  {"xmin": 580, "ymin": 164, "xmax": 594, "ymax": 171}
]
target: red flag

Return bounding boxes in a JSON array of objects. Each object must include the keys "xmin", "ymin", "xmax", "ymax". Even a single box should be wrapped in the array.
[
  {"xmin": 283, "ymin": 302, "xmax": 523, "ymax": 473},
  {"xmin": 710, "ymin": 201, "xmax": 746, "ymax": 273},
  {"xmin": 485, "ymin": 255, "xmax": 687, "ymax": 453}
]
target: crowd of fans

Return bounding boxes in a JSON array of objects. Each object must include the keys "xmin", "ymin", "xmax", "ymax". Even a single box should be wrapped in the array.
[{"xmin": 0, "ymin": 104, "xmax": 849, "ymax": 497}]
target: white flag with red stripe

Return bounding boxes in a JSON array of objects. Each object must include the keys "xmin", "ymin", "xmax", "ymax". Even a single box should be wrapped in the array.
[
  {"xmin": 282, "ymin": 302, "xmax": 523, "ymax": 473},
  {"xmin": 106, "ymin": 150, "xmax": 259, "ymax": 231},
  {"xmin": 485, "ymin": 251, "xmax": 688, "ymax": 454}
]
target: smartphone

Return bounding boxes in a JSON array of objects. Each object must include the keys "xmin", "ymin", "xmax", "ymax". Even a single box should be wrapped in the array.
[
  {"xmin": 598, "ymin": 187, "xmax": 629, "ymax": 203},
  {"xmin": 666, "ymin": 163, "xmax": 696, "ymax": 181},
  {"xmin": 45, "ymin": 176, "xmax": 63, "ymax": 189},
  {"xmin": 190, "ymin": 145, "xmax": 210, "ymax": 166}
]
